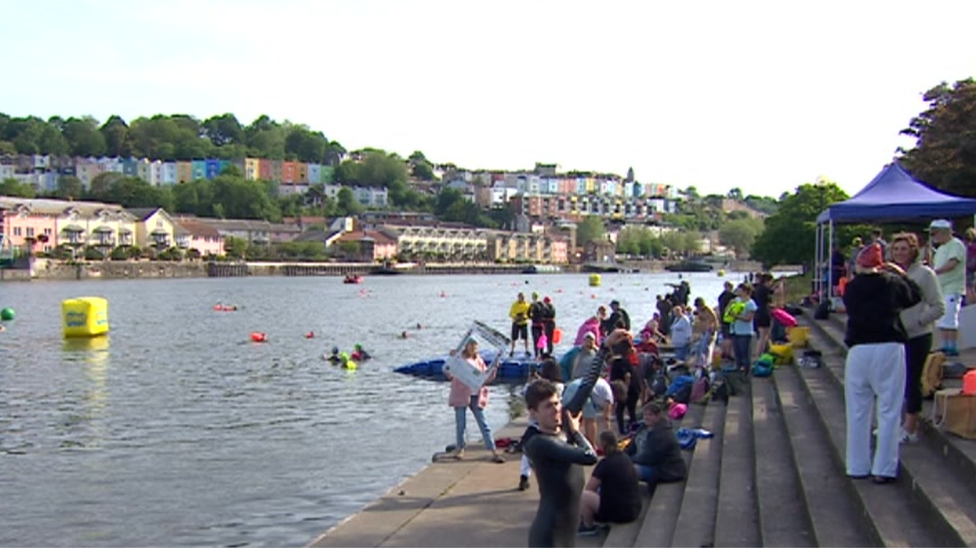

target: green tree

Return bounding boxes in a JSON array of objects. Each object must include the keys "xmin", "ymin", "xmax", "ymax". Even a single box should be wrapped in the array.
[
  {"xmin": 245, "ymin": 115, "xmax": 286, "ymax": 159},
  {"xmin": 202, "ymin": 113, "xmax": 244, "ymax": 147},
  {"xmin": 324, "ymin": 141, "xmax": 346, "ymax": 166},
  {"xmin": 576, "ymin": 216, "xmax": 605, "ymax": 247},
  {"xmin": 899, "ymin": 78, "xmax": 976, "ymax": 200},
  {"xmin": 284, "ymin": 127, "xmax": 328, "ymax": 163},
  {"xmin": 751, "ymin": 181, "xmax": 849, "ymax": 268},
  {"xmin": 105, "ymin": 176, "xmax": 175, "ymax": 210},
  {"xmin": 37, "ymin": 122, "xmax": 69, "ymax": 155},
  {"xmin": 88, "ymin": 172, "xmax": 124, "ymax": 199},
  {"xmin": 719, "ymin": 217, "xmax": 764, "ymax": 258},
  {"xmin": 615, "ymin": 226, "xmax": 643, "ymax": 255},
  {"xmin": 63, "ymin": 116, "xmax": 107, "ymax": 157},
  {"xmin": 412, "ymin": 161, "xmax": 435, "ymax": 180},
  {"xmin": 6, "ymin": 116, "xmax": 46, "ymax": 154},
  {"xmin": 54, "ymin": 175, "xmax": 85, "ymax": 199},
  {"xmin": 336, "ymin": 186, "xmax": 363, "ymax": 216},
  {"xmin": 210, "ymin": 174, "xmax": 281, "ymax": 220},
  {"xmin": 0, "ymin": 178, "xmax": 37, "ymax": 198},
  {"xmin": 224, "ymin": 236, "xmax": 249, "ymax": 259},
  {"xmin": 358, "ymin": 150, "xmax": 409, "ymax": 188},
  {"xmin": 100, "ymin": 115, "xmax": 132, "ymax": 157}
]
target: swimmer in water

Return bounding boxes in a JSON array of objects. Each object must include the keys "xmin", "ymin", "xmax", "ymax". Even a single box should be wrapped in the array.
[{"xmin": 523, "ymin": 379, "xmax": 597, "ymax": 546}]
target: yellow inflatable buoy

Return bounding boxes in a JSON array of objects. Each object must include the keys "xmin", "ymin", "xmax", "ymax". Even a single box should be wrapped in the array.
[
  {"xmin": 62, "ymin": 297, "xmax": 109, "ymax": 338},
  {"xmin": 589, "ymin": 274, "xmax": 602, "ymax": 287},
  {"xmin": 718, "ymin": 269, "xmax": 726, "ymax": 277}
]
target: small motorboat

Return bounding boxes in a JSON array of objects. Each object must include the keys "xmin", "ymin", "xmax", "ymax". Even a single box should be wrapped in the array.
[{"xmin": 343, "ymin": 274, "xmax": 363, "ymax": 284}]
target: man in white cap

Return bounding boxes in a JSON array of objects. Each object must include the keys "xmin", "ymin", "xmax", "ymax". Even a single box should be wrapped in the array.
[{"xmin": 929, "ymin": 219, "xmax": 967, "ymax": 356}]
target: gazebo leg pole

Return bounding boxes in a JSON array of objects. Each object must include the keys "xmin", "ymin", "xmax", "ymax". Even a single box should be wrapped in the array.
[
  {"xmin": 814, "ymin": 223, "xmax": 822, "ymax": 302},
  {"xmin": 828, "ymin": 221, "xmax": 834, "ymax": 303}
]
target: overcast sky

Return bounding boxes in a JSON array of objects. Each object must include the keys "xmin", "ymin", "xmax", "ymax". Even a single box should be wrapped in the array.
[{"xmin": 2, "ymin": 0, "xmax": 974, "ymax": 198}]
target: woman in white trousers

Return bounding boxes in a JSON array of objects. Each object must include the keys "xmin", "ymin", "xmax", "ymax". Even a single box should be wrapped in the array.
[{"xmin": 841, "ymin": 243, "xmax": 921, "ymax": 484}]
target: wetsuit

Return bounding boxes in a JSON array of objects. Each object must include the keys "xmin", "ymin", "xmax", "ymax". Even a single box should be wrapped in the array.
[{"xmin": 525, "ymin": 429, "xmax": 598, "ymax": 547}]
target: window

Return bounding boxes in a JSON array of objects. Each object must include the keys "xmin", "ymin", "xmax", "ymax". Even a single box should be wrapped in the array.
[
  {"xmin": 13, "ymin": 227, "xmax": 22, "ymax": 236},
  {"xmin": 44, "ymin": 228, "xmax": 52, "ymax": 236},
  {"xmin": 26, "ymin": 227, "xmax": 35, "ymax": 237}
]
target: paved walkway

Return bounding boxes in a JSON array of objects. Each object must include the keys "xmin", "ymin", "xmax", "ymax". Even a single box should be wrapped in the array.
[{"xmin": 307, "ymin": 418, "xmax": 605, "ymax": 548}]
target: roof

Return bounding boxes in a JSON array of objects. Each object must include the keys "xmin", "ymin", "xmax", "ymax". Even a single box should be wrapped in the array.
[
  {"xmin": 126, "ymin": 207, "xmax": 162, "ymax": 221},
  {"xmin": 269, "ymin": 223, "xmax": 302, "ymax": 234},
  {"xmin": 0, "ymin": 196, "xmax": 134, "ymax": 218},
  {"xmin": 176, "ymin": 220, "xmax": 221, "ymax": 239},
  {"xmin": 200, "ymin": 218, "xmax": 273, "ymax": 232},
  {"xmin": 817, "ymin": 163, "xmax": 976, "ymax": 223},
  {"xmin": 334, "ymin": 230, "xmax": 397, "ymax": 245}
]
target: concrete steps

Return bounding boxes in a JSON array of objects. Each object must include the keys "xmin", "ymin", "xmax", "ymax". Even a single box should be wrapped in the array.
[
  {"xmin": 670, "ymin": 401, "xmax": 726, "ymax": 548},
  {"xmin": 803, "ymin": 314, "xmax": 976, "ymax": 546},
  {"xmin": 714, "ymin": 381, "xmax": 761, "ymax": 547},
  {"xmin": 751, "ymin": 376, "xmax": 816, "ymax": 547},
  {"xmin": 597, "ymin": 310, "xmax": 976, "ymax": 547},
  {"xmin": 631, "ymin": 403, "xmax": 706, "ymax": 547}
]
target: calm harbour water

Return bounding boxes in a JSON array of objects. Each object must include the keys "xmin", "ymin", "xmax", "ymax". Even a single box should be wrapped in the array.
[{"xmin": 0, "ymin": 271, "xmax": 741, "ymax": 547}]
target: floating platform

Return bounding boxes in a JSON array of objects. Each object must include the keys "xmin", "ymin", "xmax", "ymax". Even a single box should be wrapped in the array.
[{"xmin": 394, "ymin": 351, "xmax": 544, "ymax": 382}]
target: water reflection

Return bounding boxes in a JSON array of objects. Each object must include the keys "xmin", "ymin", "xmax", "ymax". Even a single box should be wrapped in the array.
[{"xmin": 61, "ymin": 336, "xmax": 110, "ymax": 450}]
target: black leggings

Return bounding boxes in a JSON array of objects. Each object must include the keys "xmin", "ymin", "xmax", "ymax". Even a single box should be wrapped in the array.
[
  {"xmin": 905, "ymin": 333, "xmax": 933, "ymax": 414},
  {"xmin": 615, "ymin": 393, "xmax": 639, "ymax": 433}
]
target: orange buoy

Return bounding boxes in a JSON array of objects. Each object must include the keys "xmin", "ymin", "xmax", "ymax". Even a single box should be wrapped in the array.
[
  {"xmin": 250, "ymin": 332, "xmax": 267, "ymax": 343},
  {"xmin": 305, "ymin": 331, "xmax": 315, "ymax": 339},
  {"xmin": 214, "ymin": 304, "xmax": 222, "ymax": 311},
  {"xmin": 552, "ymin": 328, "xmax": 563, "ymax": 344}
]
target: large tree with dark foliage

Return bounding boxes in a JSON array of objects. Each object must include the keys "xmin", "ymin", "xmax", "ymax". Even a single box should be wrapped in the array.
[{"xmin": 899, "ymin": 78, "xmax": 976, "ymax": 199}]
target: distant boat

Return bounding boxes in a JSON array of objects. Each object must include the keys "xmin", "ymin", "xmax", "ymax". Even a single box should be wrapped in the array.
[
  {"xmin": 371, "ymin": 266, "xmax": 403, "ymax": 275},
  {"xmin": 582, "ymin": 263, "xmax": 621, "ymax": 273},
  {"xmin": 522, "ymin": 264, "xmax": 563, "ymax": 274},
  {"xmin": 343, "ymin": 274, "xmax": 363, "ymax": 284},
  {"xmin": 665, "ymin": 259, "xmax": 714, "ymax": 273}
]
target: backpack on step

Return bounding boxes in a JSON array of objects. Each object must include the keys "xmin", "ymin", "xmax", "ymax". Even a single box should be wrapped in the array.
[{"xmin": 922, "ymin": 351, "xmax": 947, "ymax": 399}]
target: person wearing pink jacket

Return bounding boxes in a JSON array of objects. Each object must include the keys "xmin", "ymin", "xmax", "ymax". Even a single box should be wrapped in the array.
[
  {"xmin": 575, "ymin": 306, "xmax": 606, "ymax": 347},
  {"xmin": 445, "ymin": 339, "xmax": 506, "ymax": 463}
]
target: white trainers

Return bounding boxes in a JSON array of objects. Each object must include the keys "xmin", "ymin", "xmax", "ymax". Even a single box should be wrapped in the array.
[{"xmin": 899, "ymin": 429, "xmax": 919, "ymax": 444}]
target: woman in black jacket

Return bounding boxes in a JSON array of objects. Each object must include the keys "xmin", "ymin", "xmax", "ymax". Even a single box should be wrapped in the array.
[
  {"xmin": 842, "ymin": 243, "xmax": 921, "ymax": 484},
  {"xmin": 625, "ymin": 402, "xmax": 686, "ymax": 484}
]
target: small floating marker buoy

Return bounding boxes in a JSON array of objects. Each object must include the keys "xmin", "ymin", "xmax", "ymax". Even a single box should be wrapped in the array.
[
  {"xmin": 250, "ymin": 332, "xmax": 267, "ymax": 343},
  {"xmin": 591, "ymin": 294, "xmax": 597, "ymax": 299},
  {"xmin": 1, "ymin": 307, "xmax": 15, "ymax": 321},
  {"xmin": 214, "ymin": 304, "xmax": 222, "ymax": 311},
  {"xmin": 440, "ymin": 291, "xmax": 447, "ymax": 298},
  {"xmin": 305, "ymin": 331, "xmax": 315, "ymax": 339}
]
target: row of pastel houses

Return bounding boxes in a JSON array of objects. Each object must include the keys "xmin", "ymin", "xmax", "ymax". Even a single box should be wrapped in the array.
[
  {"xmin": 0, "ymin": 196, "xmax": 573, "ymax": 265},
  {"xmin": 0, "ymin": 155, "xmax": 335, "ymax": 191},
  {"xmin": 0, "ymin": 196, "xmax": 237, "ymax": 258},
  {"xmin": 2, "ymin": 154, "xmax": 680, "ymax": 204}
]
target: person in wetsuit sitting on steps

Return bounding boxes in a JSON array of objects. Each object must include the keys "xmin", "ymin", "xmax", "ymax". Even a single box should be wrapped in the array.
[{"xmin": 524, "ymin": 379, "xmax": 599, "ymax": 547}]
